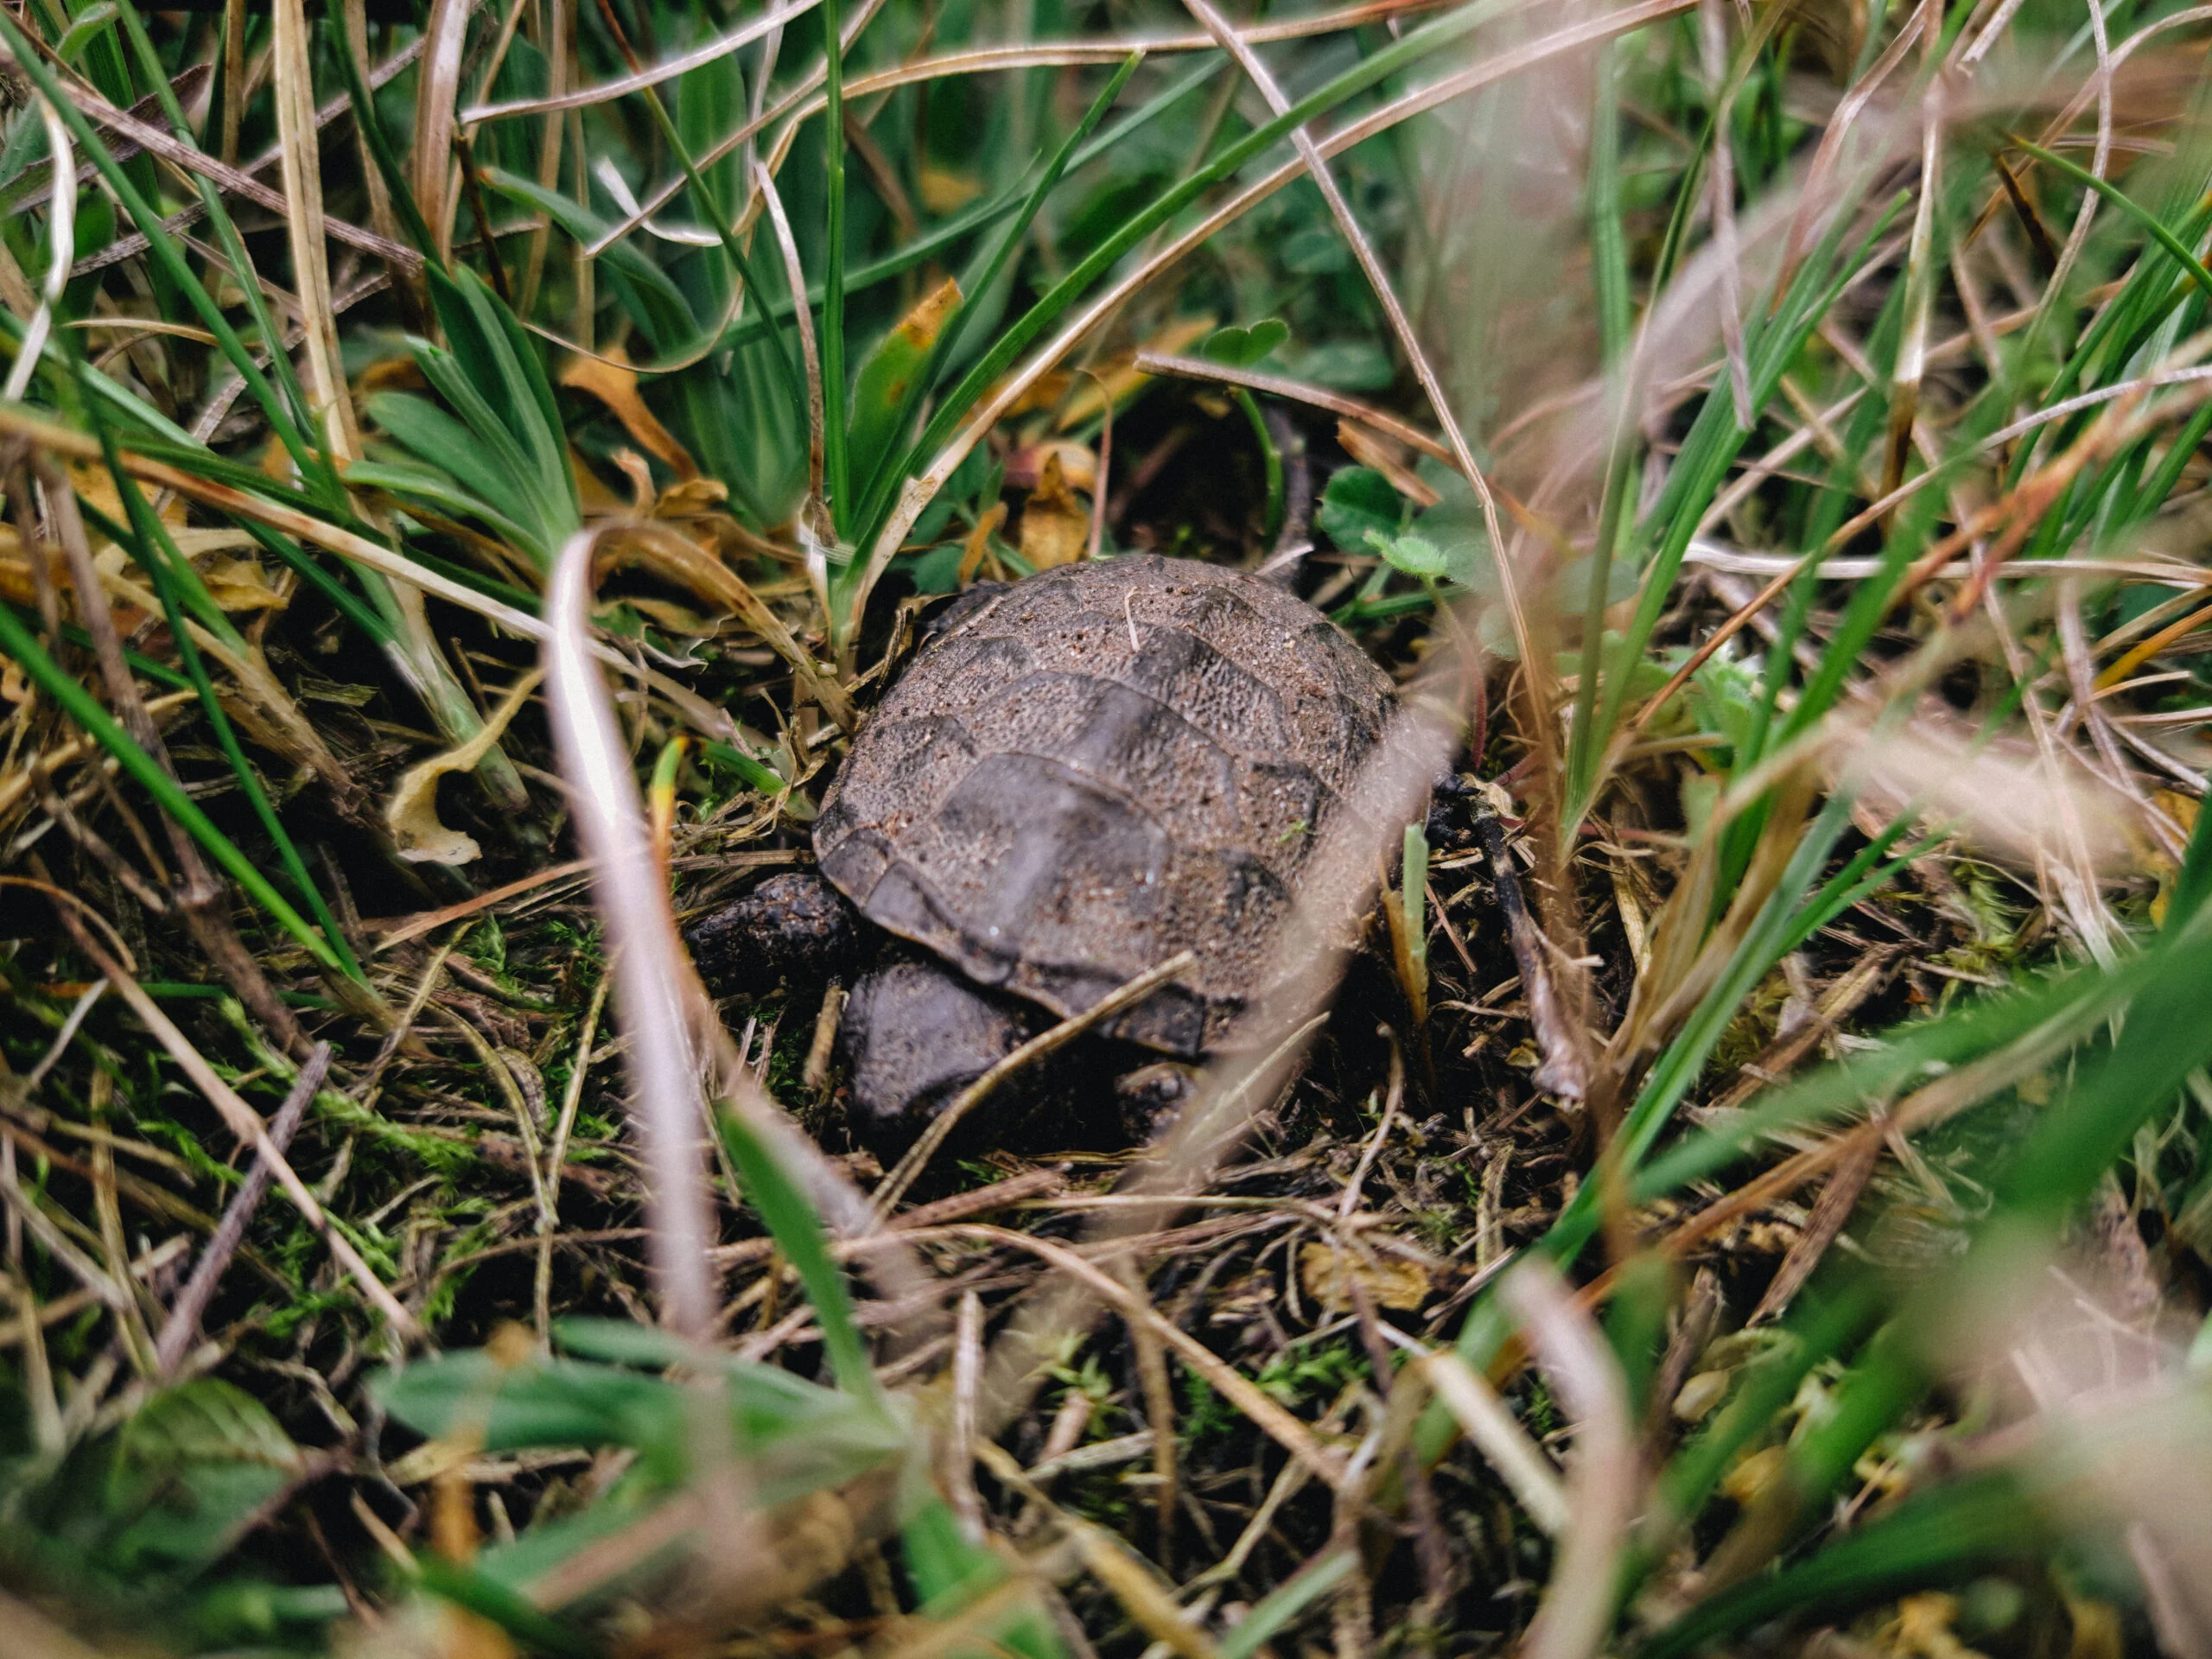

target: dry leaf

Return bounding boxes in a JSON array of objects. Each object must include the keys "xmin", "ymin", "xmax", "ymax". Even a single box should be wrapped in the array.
[
  {"xmin": 656, "ymin": 477, "xmax": 734, "ymax": 518},
  {"xmin": 561, "ymin": 346, "xmax": 699, "ymax": 480},
  {"xmin": 2150, "ymin": 789, "xmax": 2200, "ymax": 926},
  {"xmin": 958, "ymin": 500, "xmax": 1008, "ymax": 586},
  {"xmin": 918, "ymin": 163, "xmax": 983, "ymax": 214},
  {"xmin": 385, "ymin": 669, "xmax": 543, "ymax": 864},
  {"xmin": 1671, "ymin": 1370, "xmax": 1732, "ymax": 1423},
  {"xmin": 1004, "ymin": 439, "xmax": 1097, "ymax": 494},
  {"xmin": 1720, "ymin": 1443, "xmax": 1787, "ymax": 1506},
  {"xmin": 1002, "ymin": 370, "xmax": 1073, "ymax": 418},
  {"xmin": 889, "ymin": 276, "xmax": 961, "ymax": 358},
  {"xmin": 1297, "ymin": 1240, "xmax": 1431, "ymax": 1312},
  {"xmin": 570, "ymin": 447, "xmax": 630, "ymax": 516},
  {"xmin": 1018, "ymin": 450, "xmax": 1090, "ymax": 571},
  {"xmin": 200, "ymin": 553, "xmax": 287, "ymax": 612},
  {"xmin": 1878, "ymin": 1593, "xmax": 1988, "ymax": 1659}
]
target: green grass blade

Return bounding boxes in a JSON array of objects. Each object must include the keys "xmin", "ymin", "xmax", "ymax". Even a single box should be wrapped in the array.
[
  {"xmin": 715, "ymin": 1109, "xmax": 888, "ymax": 1416},
  {"xmin": 1639, "ymin": 1470, "xmax": 2045, "ymax": 1659},
  {"xmin": 0, "ymin": 605, "xmax": 341, "ymax": 974},
  {"xmin": 1222, "ymin": 1550, "xmax": 1357, "ymax": 1659},
  {"xmin": 720, "ymin": 54, "xmax": 1226, "ymax": 361},
  {"xmin": 850, "ymin": 52, "xmax": 1141, "ymax": 537},
  {"xmin": 854, "ymin": 0, "xmax": 1532, "ymax": 567},
  {"xmin": 107, "ymin": 0, "xmax": 332, "ymax": 496},
  {"xmin": 2005, "ymin": 134, "xmax": 2212, "ymax": 304},
  {"xmin": 94, "ymin": 423, "xmax": 365, "ymax": 982}
]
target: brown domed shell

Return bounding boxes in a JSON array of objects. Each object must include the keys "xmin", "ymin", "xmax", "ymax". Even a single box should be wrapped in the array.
[{"xmin": 814, "ymin": 555, "xmax": 1396, "ymax": 1055}]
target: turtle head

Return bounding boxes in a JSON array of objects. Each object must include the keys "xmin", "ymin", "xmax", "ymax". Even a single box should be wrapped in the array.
[
  {"xmin": 683, "ymin": 871, "xmax": 858, "ymax": 998},
  {"xmin": 837, "ymin": 957, "xmax": 1039, "ymax": 1153}
]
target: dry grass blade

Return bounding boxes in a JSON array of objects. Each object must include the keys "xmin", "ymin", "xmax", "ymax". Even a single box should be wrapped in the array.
[
  {"xmin": 752, "ymin": 156, "xmax": 832, "ymax": 610},
  {"xmin": 1883, "ymin": 81, "xmax": 1944, "ymax": 506},
  {"xmin": 872, "ymin": 950, "xmax": 1198, "ymax": 1216},
  {"xmin": 1700, "ymin": 0, "xmax": 1758, "ymax": 429},
  {"xmin": 1746, "ymin": 1135, "xmax": 1880, "ymax": 1326},
  {"xmin": 1134, "ymin": 350, "xmax": 1454, "ymax": 466},
  {"xmin": 578, "ymin": 0, "xmax": 1481, "ymax": 256},
  {"xmin": 603, "ymin": 521, "xmax": 857, "ymax": 729},
  {"xmin": 1408, "ymin": 1346, "xmax": 1569, "ymax": 1534},
  {"xmin": 72, "ymin": 37, "xmax": 427, "ymax": 279},
  {"xmin": 1502, "ymin": 1261, "xmax": 1634, "ymax": 1659},
  {"xmin": 1185, "ymin": 0, "xmax": 1536, "ymax": 671},
  {"xmin": 0, "ymin": 1586, "xmax": 107, "ymax": 1659},
  {"xmin": 50, "ymin": 72, "xmax": 422, "ymax": 275},
  {"xmin": 1, "ymin": 96, "xmax": 74, "ymax": 404},
  {"xmin": 544, "ymin": 526, "xmax": 718, "ymax": 1338},
  {"xmin": 961, "ymin": 1224, "xmax": 1350, "ymax": 1491},
  {"xmin": 272, "ymin": 0, "xmax": 359, "ymax": 459},
  {"xmin": 413, "ymin": 0, "xmax": 472, "ymax": 263},
  {"xmin": 466, "ymin": 0, "xmax": 824, "ymax": 122}
]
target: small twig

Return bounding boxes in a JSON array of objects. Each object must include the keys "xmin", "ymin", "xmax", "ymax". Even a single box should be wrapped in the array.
[
  {"xmin": 872, "ymin": 950, "xmax": 1198, "ymax": 1215},
  {"xmin": 155, "ymin": 1045, "xmax": 330, "ymax": 1377},
  {"xmin": 955, "ymin": 1224, "xmax": 1351, "ymax": 1493},
  {"xmin": 1136, "ymin": 350, "xmax": 1452, "ymax": 472},
  {"xmin": 1337, "ymin": 1040, "xmax": 1403, "ymax": 1220}
]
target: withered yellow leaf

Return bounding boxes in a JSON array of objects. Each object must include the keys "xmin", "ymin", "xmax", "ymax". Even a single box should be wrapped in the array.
[
  {"xmin": 1297, "ymin": 1240, "xmax": 1431, "ymax": 1313},
  {"xmin": 561, "ymin": 346, "xmax": 699, "ymax": 480},
  {"xmin": 385, "ymin": 669, "xmax": 543, "ymax": 865}
]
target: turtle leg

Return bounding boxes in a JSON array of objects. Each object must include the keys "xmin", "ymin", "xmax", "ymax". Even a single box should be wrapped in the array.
[
  {"xmin": 684, "ymin": 871, "xmax": 859, "ymax": 997},
  {"xmin": 837, "ymin": 957, "xmax": 1040, "ymax": 1151}
]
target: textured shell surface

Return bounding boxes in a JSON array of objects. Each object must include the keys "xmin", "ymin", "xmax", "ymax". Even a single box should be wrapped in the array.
[{"xmin": 814, "ymin": 555, "xmax": 1397, "ymax": 1054}]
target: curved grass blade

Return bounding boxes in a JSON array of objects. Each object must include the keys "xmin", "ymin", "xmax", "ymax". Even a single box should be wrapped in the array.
[
  {"xmin": 721, "ymin": 53, "xmax": 1225, "ymax": 359},
  {"xmin": 847, "ymin": 0, "xmax": 1567, "ymax": 591}
]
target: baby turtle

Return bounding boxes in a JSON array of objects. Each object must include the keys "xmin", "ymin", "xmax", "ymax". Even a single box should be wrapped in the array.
[{"xmin": 689, "ymin": 553, "xmax": 1399, "ymax": 1146}]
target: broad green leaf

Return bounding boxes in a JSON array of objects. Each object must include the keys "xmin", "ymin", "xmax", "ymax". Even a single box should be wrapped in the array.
[
  {"xmin": 365, "ymin": 392, "xmax": 537, "ymax": 536},
  {"xmin": 1364, "ymin": 528, "xmax": 1449, "ymax": 580},
  {"xmin": 1317, "ymin": 467, "xmax": 1405, "ymax": 551},
  {"xmin": 1200, "ymin": 318, "xmax": 1290, "ymax": 369},
  {"xmin": 102, "ymin": 1382, "xmax": 305, "ymax": 1578},
  {"xmin": 849, "ymin": 278, "xmax": 963, "ymax": 505}
]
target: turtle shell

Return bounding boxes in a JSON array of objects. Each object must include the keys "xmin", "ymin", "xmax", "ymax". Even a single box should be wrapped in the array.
[{"xmin": 814, "ymin": 555, "xmax": 1397, "ymax": 1056}]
